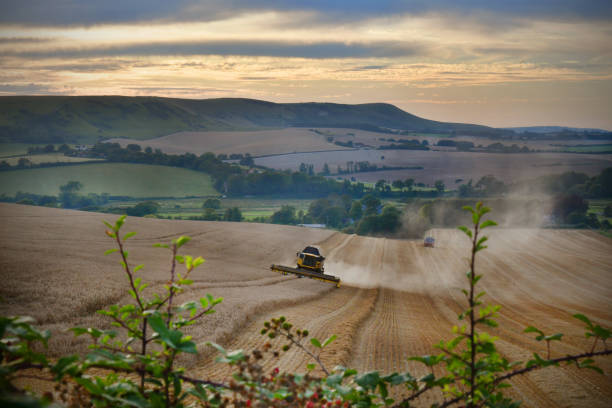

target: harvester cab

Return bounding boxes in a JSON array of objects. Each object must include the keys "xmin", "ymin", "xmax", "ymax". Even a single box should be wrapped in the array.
[
  {"xmin": 270, "ymin": 245, "xmax": 340, "ymax": 287},
  {"xmin": 296, "ymin": 245, "xmax": 325, "ymax": 273},
  {"xmin": 424, "ymin": 237, "xmax": 435, "ymax": 248}
]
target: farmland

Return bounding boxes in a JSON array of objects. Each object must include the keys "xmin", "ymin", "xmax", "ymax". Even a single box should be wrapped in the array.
[
  {"xmin": 1, "ymin": 204, "xmax": 610, "ymax": 407},
  {"xmin": 0, "ymin": 163, "xmax": 216, "ymax": 197},
  {"xmin": 107, "ymin": 128, "xmax": 347, "ymax": 156},
  {"xmin": 109, "ymin": 197, "xmax": 314, "ymax": 220},
  {"xmin": 255, "ymin": 149, "xmax": 612, "ymax": 186}
]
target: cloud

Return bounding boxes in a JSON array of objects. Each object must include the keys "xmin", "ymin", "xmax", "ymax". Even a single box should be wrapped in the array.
[
  {"xmin": 4, "ymin": 39, "xmax": 426, "ymax": 59},
  {"xmin": 0, "ymin": 36, "xmax": 52, "ymax": 43},
  {"xmin": 0, "ymin": 82, "xmax": 56, "ymax": 94},
  {"xmin": 1, "ymin": 0, "xmax": 610, "ymax": 26}
]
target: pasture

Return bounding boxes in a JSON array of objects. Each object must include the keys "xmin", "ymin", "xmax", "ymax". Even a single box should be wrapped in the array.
[{"xmin": 0, "ymin": 163, "xmax": 216, "ymax": 197}]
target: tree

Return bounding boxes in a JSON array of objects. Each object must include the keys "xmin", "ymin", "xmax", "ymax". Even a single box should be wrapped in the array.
[
  {"xmin": 475, "ymin": 175, "xmax": 506, "ymax": 196},
  {"xmin": 44, "ymin": 144, "xmax": 55, "ymax": 153},
  {"xmin": 374, "ymin": 179, "xmax": 386, "ymax": 192},
  {"xmin": 144, "ymin": 146, "xmax": 153, "ymax": 154},
  {"xmin": 404, "ymin": 178, "xmax": 415, "ymax": 192},
  {"xmin": 379, "ymin": 205, "xmax": 402, "ymax": 232},
  {"xmin": 361, "ymin": 194, "xmax": 381, "ymax": 215},
  {"xmin": 392, "ymin": 180, "xmax": 404, "ymax": 190},
  {"xmin": 458, "ymin": 179, "xmax": 475, "ymax": 197},
  {"xmin": 604, "ymin": 204, "xmax": 612, "ymax": 217},
  {"xmin": 202, "ymin": 208, "xmax": 220, "ymax": 221},
  {"xmin": 322, "ymin": 163, "xmax": 330, "ymax": 175},
  {"xmin": 552, "ymin": 194, "xmax": 588, "ymax": 223},
  {"xmin": 17, "ymin": 158, "xmax": 31, "ymax": 168},
  {"xmin": 239, "ymin": 154, "xmax": 254, "ymax": 167},
  {"xmin": 321, "ymin": 206, "xmax": 346, "ymax": 228},
  {"xmin": 349, "ymin": 201, "xmax": 363, "ymax": 221},
  {"xmin": 58, "ymin": 144, "xmax": 71, "ymax": 154},
  {"xmin": 223, "ymin": 207, "xmax": 242, "ymax": 222},
  {"xmin": 59, "ymin": 181, "xmax": 83, "ymax": 208},
  {"xmin": 126, "ymin": 144, "xmax": 142, "ymax": 152},
  {"xmin": 271, "ymin": 205, "xmax": 298, "ymax": 225},
  {"xmin": 126, "ymin": 201, "xmax": 160, "ymax": 217},
  {"xmin": 434, "ymin": 180, "xmax": 445, "ymax": 194},
  {"xmin": 202, "ymin": 198, "xmax": 221, "ymax": 209}
]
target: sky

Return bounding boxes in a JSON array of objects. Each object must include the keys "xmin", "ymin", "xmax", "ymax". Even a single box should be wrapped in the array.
[{"xmin": 1, "ymin": 1, "xmax": 611, "ymax": 129}]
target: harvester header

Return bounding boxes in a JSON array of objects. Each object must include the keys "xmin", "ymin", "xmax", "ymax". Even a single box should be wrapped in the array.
[{"xmin": 270, "ymin": 245, "xmax": 341, "ymax": 288}]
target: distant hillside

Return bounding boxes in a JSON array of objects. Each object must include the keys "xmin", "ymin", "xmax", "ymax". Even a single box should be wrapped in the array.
[
  {"xmin": 506, "ymin": 126, "xmax": 610, "ymax": 134},
  {"xmin": 0, "ymin": 96, "xmax": 509, "ymax": 144}
]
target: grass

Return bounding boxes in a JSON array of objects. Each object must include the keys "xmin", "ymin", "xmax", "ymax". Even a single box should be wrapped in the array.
[
  {"xmin": 3, "ymin": 154, "xmax": 102, "ymax": 165},
  {"xmin": 109, "ymin": 197, "xmax": 314, "ymax": 221},
  {"xmin": 588, "ymin": 199, "xmax": 612, "ymax": 224},
  {"xmin": 0, "ymin": 163, "xmax": 217, "ymax": 197},
  {"xmin": 563, "ymin": 144, "xmax": 612, "ymax": 153},
  {"xmin": 0, "ymin": 143, "xmax": 64, "ymax": 158}
]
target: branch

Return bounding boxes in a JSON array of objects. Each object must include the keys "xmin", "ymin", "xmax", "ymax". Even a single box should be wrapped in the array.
[
  {"xmin": 392, "ymin": 384, "xmax": 435, "ymax": 407},
  {"xmin": 166, "ymin": 244, "xmax": 178, "ymax": 325},
  {"xmin": 115, "ymin": 234, "xmax": 144, "ymax": 311},
  {"xmin": 493, "ymin": 349, "xmax": 611, "ymax": 385},
  {"xmin": 436, "ymin": 349, "xmax": 612, "ymax": 408},
  {"xmin": 277, "ymin": 330, "xmax": 329, "ymax": 376}
]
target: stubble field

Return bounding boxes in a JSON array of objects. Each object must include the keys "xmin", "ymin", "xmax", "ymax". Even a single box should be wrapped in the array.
[{"xmin": 1, "ymin": 203, "xmax": 611, "ymax": 407}]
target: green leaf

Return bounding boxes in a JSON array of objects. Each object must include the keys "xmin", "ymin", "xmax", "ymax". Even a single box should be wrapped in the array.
[
  {"xmin": 148, "ymin": 314, "xmax": 195, "ymax": 352},
  {"xmin": 104, "ymin": 248, "xmax": 118, "ymax": 256},
  {"xmin": 524, "ymin": 326, "xmax": 544, "ymax": 337},
  {"xmin": 322, "ymin": 334, "xmax": 337, "ymax": 347},
  {"xmin": 115, "ymin": 215, "xmax": 126, "ymax": 230},
  {"xmin": 103, "ymin": 220, "xmax": 114, "ymax": 230},
  {"xmin": 200, "ymin": 297, "xmax": 209, "ymax": 309},
  {"xmin": 123, "ymin": 231, "xmax": 136, "ymax": 240},
  {"xmin": 174, "ymin": 236, "xmax": 191, "ymax": 248},
  {"xmin": 306, "ymin": 363, "xmax": 316, "ymax": 371},
  {"xmin": 134, "ymin": 264, "xmax": 144, "ymax": 273},
  {"xmin": 593, "ymin": 325, "xmax": 611, "ymax": 340},
  {"xmin": 153, "ymin": 243, "xmax": 170, "ymax": 249},
  {"xmin": 310, "ymin": 338, "xmax": 322, "ymax": 348},
  {"xmin": 476, "ymin": 236, "xmax": 488, "ymax": 247},
  {"xmin": 175, "ymin": 255, "xmax": 185, "ymax": 264},
  {"xmin": 457, "ymin": 225, "xmax": 472, "ymax": 238},
  {"xmin": 480, "ymin": 220, "xmax": 497, "ymax": 229},
  {"xmin": 543, "ymin": 333, "xmax": 563, "ymax": 342},
  {"xmin": 355, "ymin": 371, "xmax": 380, "ymax": 390},
  {"xmin": 573, "ymin": 313, "xmax": 593, "ymax": 328}
]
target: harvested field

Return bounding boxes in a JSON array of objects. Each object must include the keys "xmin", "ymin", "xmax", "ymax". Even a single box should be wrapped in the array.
[
  {"xmin": 107, "ymin": 128, "xmax": 345, "ymax": 156},
  {"xmin": 1, "ymin": 203, "xmax": 611, "ymax": 407},
  {"xmin": 255, "ymin": 149, "xmax": 612, "ymax": 186}
]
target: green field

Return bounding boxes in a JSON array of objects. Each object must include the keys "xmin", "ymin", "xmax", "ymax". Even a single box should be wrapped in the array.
[
  {"xmin": 0, "ymin": 143, "xmax": 61, "ymax": 158},
  {"xmin": 563, "ymin": 144, "xmax": 612, "ymax": 153},
  {"xmin": 0, "ymin": 163, "xmax": 217, "ymax": 197},
  {"xmin": 3, "ymin": 154, "xmax": 102, "ymax": 165},
  {"xmin": 107, "ymin": 197, "xmax": 314, "ymax": 220}
]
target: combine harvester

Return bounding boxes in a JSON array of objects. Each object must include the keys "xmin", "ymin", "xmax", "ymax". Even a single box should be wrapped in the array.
[{"xmin": 271, "ymin": 246, "xmax": 341, "ymax": 288}]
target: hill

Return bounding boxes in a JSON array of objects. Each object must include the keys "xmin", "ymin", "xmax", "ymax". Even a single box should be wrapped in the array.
[{"xmin": 0, "ymin": 96, "xmax": 508, "ymax": 143}]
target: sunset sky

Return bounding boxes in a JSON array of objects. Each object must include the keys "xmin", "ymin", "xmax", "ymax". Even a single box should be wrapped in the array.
[{"xmin": 1, "ymin": 1, "xmax": 611, "ymax": 129}]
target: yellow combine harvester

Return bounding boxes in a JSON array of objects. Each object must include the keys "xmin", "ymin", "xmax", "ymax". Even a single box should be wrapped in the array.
[{"xmin": 270, "ymin": 246, "xmax": 341, "ymax": 288}]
